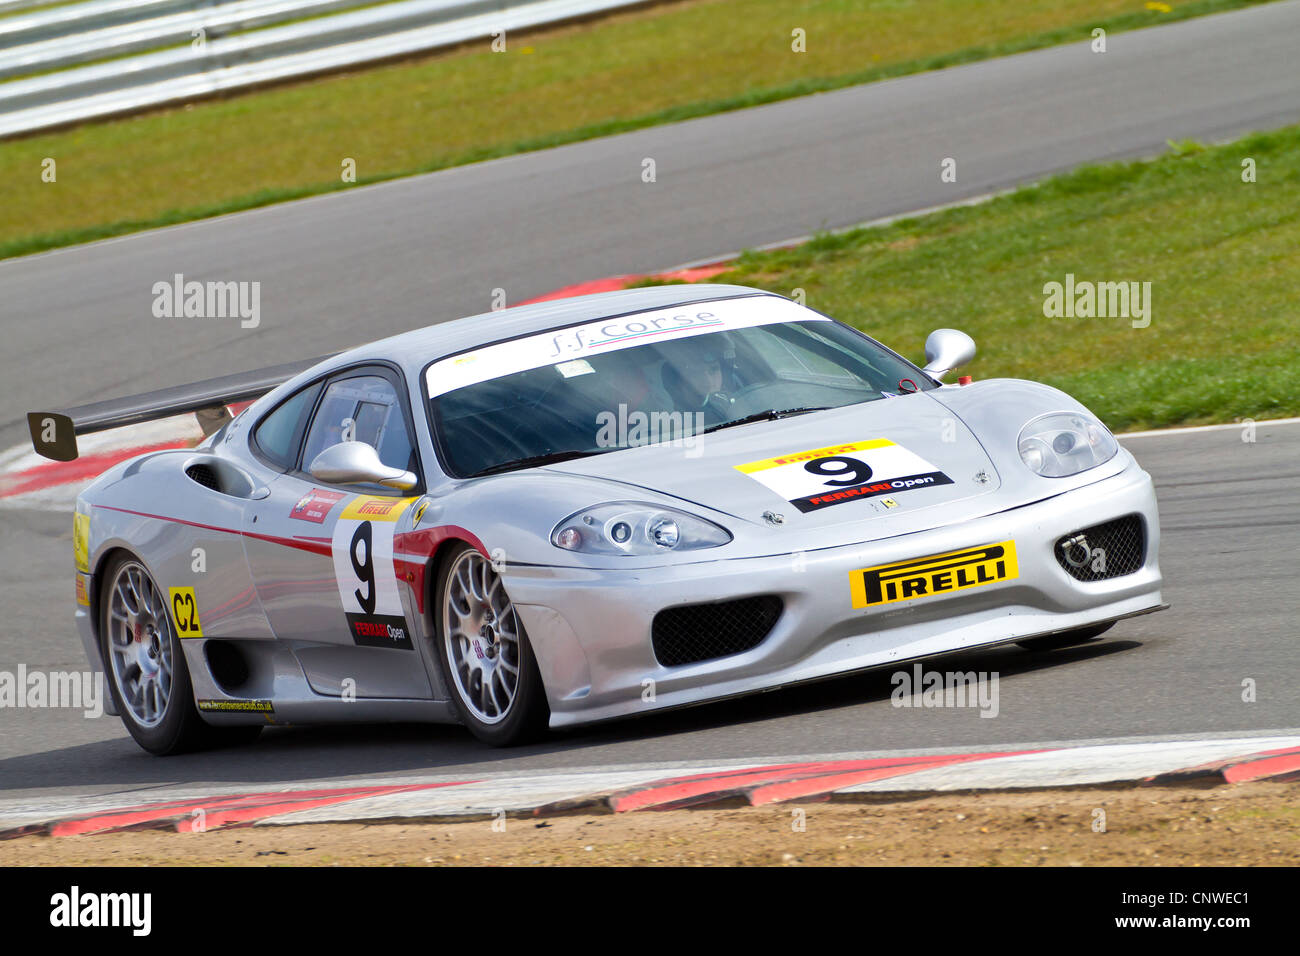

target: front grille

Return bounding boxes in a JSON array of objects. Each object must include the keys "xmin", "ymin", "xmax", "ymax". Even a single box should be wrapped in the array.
[
  {"xmin": 1055, "ymin": 514, "xmax": 1146, "ymax": 582},
  {"xmin": 652, "ymin": 596, "xmax": 783, "ymax": 667},
  {"xmin": 185, "ymin": 464, "xmax": 220, "ymax": 491}
]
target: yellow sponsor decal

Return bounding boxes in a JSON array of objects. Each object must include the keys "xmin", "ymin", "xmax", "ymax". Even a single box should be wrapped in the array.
[
  {"xmin": 73, "ymin": 512, "xmax": 90, "ymax": 573},
  {"xmin": 339, "ymin": 496, "xmax": 415, "ymax": 522},
  {"xmin": 75, "ymin": 575, "xmax": 89, "ymax": 607},
  {"xmin": 736, "ymin": 439, "xmax": 893, "ymax": 474},
  {"xmin": 850, "ymin": 541, "xmax": 1019, "ymax": 609},
  {"xmin": 169, "ymin": 586, "xmax": 204, "ymax": 638}
]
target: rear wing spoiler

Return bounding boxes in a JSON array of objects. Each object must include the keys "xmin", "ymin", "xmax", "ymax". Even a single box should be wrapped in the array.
[{"xmin": 27, "ymin": 354, "xmax": 338, "ymax": 461}]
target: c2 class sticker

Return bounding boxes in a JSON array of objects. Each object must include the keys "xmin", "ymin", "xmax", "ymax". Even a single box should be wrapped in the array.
[{"xmin": 169, "ymin": 586, "xmax": 203, "ymax": 638}]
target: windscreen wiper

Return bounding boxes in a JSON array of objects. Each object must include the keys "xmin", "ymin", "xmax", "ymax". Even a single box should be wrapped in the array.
[
  {"xmin": 468, "ymin": 449, "xmax": 602, "ymax": 478},
  {"xmin": 702, "ymin": 406, "xmax": 832, "ymax": 435}
]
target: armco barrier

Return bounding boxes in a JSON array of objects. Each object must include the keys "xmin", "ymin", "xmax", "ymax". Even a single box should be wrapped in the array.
[{"xmin": 0, "ymin": 0, "xmax": 646, "ymax": 138}]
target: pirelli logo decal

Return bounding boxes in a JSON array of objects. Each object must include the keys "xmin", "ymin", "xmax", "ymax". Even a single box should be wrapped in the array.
[
  {"xmin": 850, "ymin": 541, "xmax": 1019, "ymax": 609},
  {"xmin": 736, "ymin": 439, "xmax": 892, "ymax": 473},
  {"xmin": 339, "ymin": 496, "xmax": 413, "ymax": 522}
]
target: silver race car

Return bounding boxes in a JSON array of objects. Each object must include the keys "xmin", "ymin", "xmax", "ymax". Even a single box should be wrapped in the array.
[{"xmin": 30, "ymin": 285, "xmax": 1166, "ymax": 752}]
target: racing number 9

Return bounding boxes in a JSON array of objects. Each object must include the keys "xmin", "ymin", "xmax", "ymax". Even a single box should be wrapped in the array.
[
  {"xmin": 805, "ymin": 455, "xmax": 872, "ymax": 487},
  {"xmin": 350, "ymin": 521, "xmax": 376, "ymax": 614}
]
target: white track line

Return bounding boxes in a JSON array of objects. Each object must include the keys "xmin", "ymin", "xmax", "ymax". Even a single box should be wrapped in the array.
[{"xmin": 1117, "ymin": 417, "xmax": 1300, "ymax": 439}]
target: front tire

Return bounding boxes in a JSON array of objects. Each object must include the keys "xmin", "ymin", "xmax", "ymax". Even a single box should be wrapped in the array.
[
  {"xmin": 433, "ymin": 543, "xmax": 549, "ymax": 746},
  {"xmin": 99, "ymin": 553, "xmax": 261, "ymax": 755}
]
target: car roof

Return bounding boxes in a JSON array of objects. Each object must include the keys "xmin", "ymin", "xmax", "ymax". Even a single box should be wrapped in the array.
[
  {"xmin": 361, "ymin": 284, "xmax": 775, "ymax": 369},
  {"xmin": 255, "ymin": 284, "xmax": 779, "ymax": 410}
]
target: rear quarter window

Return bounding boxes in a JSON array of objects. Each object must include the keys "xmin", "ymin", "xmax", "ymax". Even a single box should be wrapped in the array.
[{"xmin": 252, "ymin": 384, "xmax": 320, "ymax": 469}]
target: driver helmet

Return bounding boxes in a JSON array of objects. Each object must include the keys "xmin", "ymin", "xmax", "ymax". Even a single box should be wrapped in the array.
[{"xmin": 658, "ymin": 332, "xmax": 737, "ymax": 409}]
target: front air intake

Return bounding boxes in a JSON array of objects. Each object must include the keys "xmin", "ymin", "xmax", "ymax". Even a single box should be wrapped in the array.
[
  {"xmin": 1056, "ymin": 514, "xmax": 1146, "ymax": 582},
  {"xmin": 652, "ymin": 596, "xmax": 783, "ymax": 667}
]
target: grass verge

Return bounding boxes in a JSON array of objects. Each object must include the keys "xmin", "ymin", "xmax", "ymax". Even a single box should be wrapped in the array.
[
  {"xmin": 0, "ymin": 0, "xmax": 1275, "ymax": 260},
  {"xmin": 679, "ymin": 126, "xmax": 1300, "ymax": 431}
]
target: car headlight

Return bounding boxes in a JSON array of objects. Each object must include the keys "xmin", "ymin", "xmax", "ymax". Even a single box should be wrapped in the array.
[
  {"xmin": 1018, "ymin": 412, "xmax": 1118, "ymax": 477},
  {"xmin": 552, "ymin": 502, "xmax": 731, "ymax": 555}
]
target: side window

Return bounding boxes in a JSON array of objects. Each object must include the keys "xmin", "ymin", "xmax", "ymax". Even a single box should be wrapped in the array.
[
  {"xmin": 300, "ymin": 373, "xmax": 417, "ymax": 485},
  {"xmin": 252, "ymin": 383, "xmax": 320, "ymax": 470}
]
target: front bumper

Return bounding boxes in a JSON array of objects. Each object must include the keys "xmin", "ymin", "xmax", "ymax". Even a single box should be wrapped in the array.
[{"xmin": 509, "ymin": 462, "xmax": 1165, "ymax": 728}]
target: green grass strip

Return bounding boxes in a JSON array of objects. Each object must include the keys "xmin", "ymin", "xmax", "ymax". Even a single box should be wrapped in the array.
[
  {"xmin": 0, "ymin": 0, "xmax": 1274, "ymax": 261},
  {"xmin": 686, "ymin": 126, "xmax": 1300, "ymax": 431}
]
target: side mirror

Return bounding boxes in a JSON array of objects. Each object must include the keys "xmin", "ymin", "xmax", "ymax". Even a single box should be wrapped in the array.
[
  {"xmin": 922, "ymin": 328, "xmax": 976, "ymax": 381},
  {"xmin": 309, "ymin": 441, "xmax": 418, "ymax": 491}
]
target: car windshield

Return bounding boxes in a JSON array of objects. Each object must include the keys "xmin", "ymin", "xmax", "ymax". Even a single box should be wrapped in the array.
[{"xmin": 427, "ymin": 298, "xmax": 932, "ymax": 478}]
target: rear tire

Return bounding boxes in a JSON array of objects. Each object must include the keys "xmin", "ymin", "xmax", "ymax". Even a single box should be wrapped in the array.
[
  {"xmin": 99, "ymin": 553, "xmax": 262, "ymax": 755},
  {"xmin": 1017, "ymin": 621, "xmax": 1115, "ymax": 652},
  {"xmin": 433, "ymin": 543, "xmax": 549, "ymax": 746}
]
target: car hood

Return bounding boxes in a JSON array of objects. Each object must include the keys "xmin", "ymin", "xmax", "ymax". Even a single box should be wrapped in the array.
[{"xmin": 544, "ymin": 392, "xmax": 1002, "ymax": 530}]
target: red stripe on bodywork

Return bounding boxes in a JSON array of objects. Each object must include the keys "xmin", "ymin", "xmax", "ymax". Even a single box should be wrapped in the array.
[
  {"xmin": 244, "ymin": 530, "xmax": 333, "ymax": 557},
  {"xmin": 394, "ymin": 525, "xmax": 489, "ymax": 614},
  {"xmin": 98, "ymin": 505, "xmax": 333, "ymax": 557},
  {"xmin": 98, "ymin": 507, "xmax": 482, "ymax": 570},
  {"xmin": 94, "ymin": 506, "xmax": 487, "ymax": 616}
]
